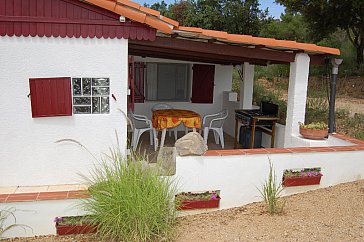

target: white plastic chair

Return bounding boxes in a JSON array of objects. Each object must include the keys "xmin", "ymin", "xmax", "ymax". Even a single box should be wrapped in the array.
[
  {"xmin": 202, "ymin": 109, "xmax": 228, "ymax": 148},
  {"xmin": 151, "ymin": 103, "xmax": 178, "ymax": 140},
  {"xmin": 129, "ymin": 112, "xmax": 156, "ymax": 151}
]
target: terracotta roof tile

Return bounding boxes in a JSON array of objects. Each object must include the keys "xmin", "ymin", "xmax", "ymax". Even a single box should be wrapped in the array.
[
  {"xmin": 84, "ymin": 0, "xmax": 341, "ymax": 55},
  {"xmin": 159, "ymin": 15, "xmax": 179, "ymax": 27},
  {"xmin": 140, "ymin": 6, "xmax": 160, "ymax": 17},
  {"xmin": 145, "ymin": 16, "xmax": 172, "ymax": 34},
  {"xmin": 114, "ymin": 4, "xmax": 146, "ymax": 24},
  {"xmin": 227, "ymin": 34, "xmax": 254, "ymax": 44},
  {"xmin": 202, "ymin": 29, "xmax": 228, "ymax": 39},
  {"xmin": 117, "ymin": 0, "xmax": 140, "ymax": 9},
  {"xmin": 176, "ymin": 26, "xmax": 203, "ymax": 33}
]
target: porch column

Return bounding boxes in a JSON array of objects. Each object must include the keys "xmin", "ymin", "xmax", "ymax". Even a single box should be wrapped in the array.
[
  {"xmin": 284, "ymin": 53, "xmax": 310, "ymax": 147},
  {"xmin": 240, "ymin": 62, "xmax": 255, "ymax": 109}
]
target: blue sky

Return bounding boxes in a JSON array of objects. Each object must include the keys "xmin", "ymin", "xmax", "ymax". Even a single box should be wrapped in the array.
[{"xmin": 133, "ymin": 0, "xmax": 285, "ymax": 19}]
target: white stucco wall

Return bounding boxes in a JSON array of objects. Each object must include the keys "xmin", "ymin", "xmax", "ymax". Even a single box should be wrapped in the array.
[
  {"xmin": 174, "ymin": 150, "xmax": 364, "ymax": 210},
  {"xmin": 1, "ymin": 199, "xmax": 85, "ymax": 238},
  {"xmin": 284, "ymin": 53, "xmax": 310, "ymax": 147},
  {"xmin": 0, "ymin": 36, "xmax": 128, "ymax": 186},
  {"xmin": 133, "ymin": 57, "xmax": 233, "ymax": 123}
]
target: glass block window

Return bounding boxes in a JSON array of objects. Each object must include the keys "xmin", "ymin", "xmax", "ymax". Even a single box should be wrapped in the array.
[{"xmin": 72, "ymin": 77, "xmax": 110, "ymax": 114}]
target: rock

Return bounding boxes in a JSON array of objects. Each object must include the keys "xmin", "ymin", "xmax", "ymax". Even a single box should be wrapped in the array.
[
  {"xmin": 174, "ymin": 132, "xmax": 208, "ymax": 156},
  {"xmin": 156, "ymin": 147, "xmax": 177, "ymax": 176}
]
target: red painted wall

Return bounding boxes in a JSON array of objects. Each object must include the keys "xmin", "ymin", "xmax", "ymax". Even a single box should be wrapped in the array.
[{"xmin": 0, "ymin": 0, "xmax": 156, "ymax": 40}]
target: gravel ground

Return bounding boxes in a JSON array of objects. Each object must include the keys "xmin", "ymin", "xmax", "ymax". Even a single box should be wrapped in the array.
[{"xmin": 5, "ymin": 180, "xmax": 364, "ymax": 242}]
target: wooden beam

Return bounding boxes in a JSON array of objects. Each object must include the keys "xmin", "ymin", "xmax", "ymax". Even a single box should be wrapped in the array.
[
  {"xmin": 129, "ymin": 43, "xmax": 272, "ymax": 66},
  {"xmin": 130, "ymin": 49, "xmax": 237, "ymax": 65},
  {"xmin": 309, "ymin": 55, "xmax": 327, "ymax": 65},
  {"xmin": 130, "ymin": 37, "xmax": 296, "ymax": 63}
]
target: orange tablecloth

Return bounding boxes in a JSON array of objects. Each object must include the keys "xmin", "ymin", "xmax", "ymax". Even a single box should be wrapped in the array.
[{"xmin": 152, "ymin": 109, "xmax": 201, "ymax": 130}]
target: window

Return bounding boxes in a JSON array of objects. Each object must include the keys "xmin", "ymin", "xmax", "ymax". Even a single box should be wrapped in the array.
[
  {"xmin": 29, "ymin": 77, "xmax": 72, "ymax": 118},
  {"xmin": 72, "ymin": 78, "xmax": 110, "ymax": 114},
  {"xmin": 145, "ymin": 63, "xmax": 190, "ymax": 101}
]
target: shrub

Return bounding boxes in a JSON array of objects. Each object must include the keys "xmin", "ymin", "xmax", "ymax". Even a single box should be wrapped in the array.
[
  {"xmin": 258, "ymin": 160, "xmax": 284, "ymax": 215},
  {"xmin": 81, "ymin": 149, "xmax": 177, "ymax": 242}
]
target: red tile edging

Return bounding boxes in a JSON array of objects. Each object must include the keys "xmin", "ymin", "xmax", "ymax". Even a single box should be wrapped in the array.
[
  {"xmin": 0, "ymin": 190, "xmax": 90, "ymax": 204},
  {"xmin": 204, "ymin": 133, "xmax": 364, "ymax": 157}
]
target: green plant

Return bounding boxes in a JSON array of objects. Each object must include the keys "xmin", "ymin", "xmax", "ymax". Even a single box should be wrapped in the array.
[
  {"xmin": 299, "ymin": 122, "xmax": 328, "ymax": 130},
  {"xmin": 54, "ymin": 216, "xmax": 93, "ymax": 226},
  {"xmin": 0, "ymin": 208, "xmax": 31, "ymax": 238},
  {"xmin": 258, "ymin": 160, "xmax": 284, "ymax": 215},
  {"xmin": 175, "ymin": 191, "xmax": 220, "ymax": 201},
  {"xmin": 81, "ymin": 148, "xmax": 177, "ymax": 242},
  {"xmin": 283, "ymin": 168, "xmax": 322, "ymax": 178}
]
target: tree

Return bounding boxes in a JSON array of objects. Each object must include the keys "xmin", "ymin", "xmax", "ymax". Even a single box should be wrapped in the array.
[
  {"xmin": 149, "ymin": 0, "xmax": 270, "ymax": 36},
  {"xmin": 276, "ymin": 0, "xmax": 364, "ymax": 67},
  {"xmin": 260, "ymin": 12, "xmax": 310, "ymax": 42}
]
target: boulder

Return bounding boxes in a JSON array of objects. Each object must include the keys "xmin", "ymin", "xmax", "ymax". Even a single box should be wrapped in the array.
[{"xmin": 174, "ymin": 132, "xmax": 208, "ymax": 156}]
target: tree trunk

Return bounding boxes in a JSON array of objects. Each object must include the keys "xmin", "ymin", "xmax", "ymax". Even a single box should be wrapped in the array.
[{"xmin": 357, "ymin": 43, "xmax": 364, "ymax": 68}]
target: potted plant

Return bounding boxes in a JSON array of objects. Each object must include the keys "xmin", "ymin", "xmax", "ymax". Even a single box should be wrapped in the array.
[
  {"xmin": 54, "ymin": 216, "xmax": 97, "ymax": 235},
  {"xmin": 176, "ymin": 190, "xmax": 221, "ymax": 210},
  {"xmin": 299, "ymin": 122, "xmax": 328, "ymax": 140},
  {"xmin": 282, "ymin": 168, "xmax": 323, "ymax": 187}
]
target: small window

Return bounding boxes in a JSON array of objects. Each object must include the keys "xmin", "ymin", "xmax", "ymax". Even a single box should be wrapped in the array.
[
  {"xmin": 145, "ymin": 63, "xmax": 190, "ymax": 102},
  {"xmin": 29, "ymin": 77, "xmax": 72, "ymax": 118},
  {"xmin": 72, "ymin": 78, "xmax": 110, "ymax": 114}
]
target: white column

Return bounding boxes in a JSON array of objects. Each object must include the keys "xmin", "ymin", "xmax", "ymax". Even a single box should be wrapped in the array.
[
  {"xmin": 240, "ymin": 62, "xmax": 255, "ymax": 109},
  {"xmin": 284, "ymin": 53, "xmax": 310, "ymax": 147}
]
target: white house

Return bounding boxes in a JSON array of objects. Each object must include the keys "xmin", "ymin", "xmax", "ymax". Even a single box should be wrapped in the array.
[
  {"xmin": 2, "ymin": 0, "xmax": 364, "ymax": 238},
  {"xmin": 0, "ymin": 0, "xmax": 344, "ymax": 187}
]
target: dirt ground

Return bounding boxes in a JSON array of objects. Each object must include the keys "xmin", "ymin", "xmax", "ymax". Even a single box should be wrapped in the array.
[
  {"xmin": 258, "ymin": 76, "xmax": 364, "ymax": 115},
  {"xmin": 6, "ymin": 180, "xmax": 364, "ymax": 242}
]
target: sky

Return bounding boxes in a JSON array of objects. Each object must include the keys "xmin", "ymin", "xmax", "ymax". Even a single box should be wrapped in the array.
[{"xmin": 133, "ymin": 0, "xmax": 285, "ymax": 19}]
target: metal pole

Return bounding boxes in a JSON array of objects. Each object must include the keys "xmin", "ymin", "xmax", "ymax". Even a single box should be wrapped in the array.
[{"xmin": 328, "ymin": 59, "xmax": 343, "ymax": 133}]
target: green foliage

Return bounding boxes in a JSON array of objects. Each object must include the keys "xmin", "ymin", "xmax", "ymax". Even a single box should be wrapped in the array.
[
  {"xmin": 260, "ymin": 12, "xmax": 310, "ymax": 42},
  {"xmin": 253, "ymin": 81, "xmax": 287, "ymax": 124},
  {"xmin": 258, "ymin": 160, "xmax": 284, "ymax": 215},
  {"xmin": 175, "ymin": 191, "xmax": 220, "ymax": 201},
  {"xmin": 148, "ymin": 0, "xmax": 270, "ymax": 35},
  {"xmin": 255, "ymin": 64, "xmax": 290, "ymax": 79},
  {"xmin": 305, "ymin": 89, "xmax": 329, "ymax": 124},
  {"xmin": 276, "ymin": 0, "xmax": 364, "ymax": 67},
  {"xmin": 337, "ymin": 113, "xmax": 364, "ymax": 141},
  {"xmin": 81, "ymin": 149, "xmax": 177, "ymax": 242},
  {"xmin": 299, "ymin": 122, "xmax": 328, "ymax": 130},
  {"xmin": 283, "ymin": 168, "xmax": 322, "ymax": 178},
  {"xmin": 55, "ymin": 216, "xmax": 93, "ymax": 226}
]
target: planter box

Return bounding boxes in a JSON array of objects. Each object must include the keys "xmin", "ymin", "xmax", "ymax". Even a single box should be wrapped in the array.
[
  {"xmin": 299, "ymin": 127, "xmax": 328, "ymax": 140},
  {"xmin": 282, "ymin": 175, "xmax": 322, "ymax": 187},
  {"xmin": 56, "ymin": 223, "xmax": 97, "ymax": 235},
  {"xmin": 178, "ymin": 198, "xmax": 221, "ymax": 210}
]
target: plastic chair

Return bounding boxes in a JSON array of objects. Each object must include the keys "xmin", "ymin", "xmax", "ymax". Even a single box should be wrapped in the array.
[
  {"xmin": 202, "ymin": 109, "xmax": 228, "ymax": 148},
  {"xmin": 129, "ymin": 112, "xmax": 156, "ymax": 151},
  {"xmin": 151, "ymin": 103, "xmax": 178, "ymax": 140}
]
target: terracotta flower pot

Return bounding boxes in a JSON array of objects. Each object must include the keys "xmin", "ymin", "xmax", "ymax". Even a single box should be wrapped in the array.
[
  {"xmin": 282, "ymin": 175, "xmax": 322, "ymax": 187},
  {"xmin": 299, "ymin": 127, "xmax": 328, "ymax": 140},
  {"xmin": 55, "ymin": 223, "xmax": 97, "ymax": 235},
  {"xmin": 178, "ymin": 198, "xmax": 221, "ymax": 210}
]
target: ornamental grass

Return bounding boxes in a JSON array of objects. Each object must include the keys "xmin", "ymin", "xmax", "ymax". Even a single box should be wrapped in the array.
[
  {"xmin": 81, "ymin": 148, "xmax": 178, "ymax": 242},
  {"xmin": 259, "ymin": 160, "xmax": 285, "ymax": 215}
]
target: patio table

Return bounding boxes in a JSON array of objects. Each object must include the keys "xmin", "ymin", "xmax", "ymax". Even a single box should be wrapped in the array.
[{"xmin": 152, "ymin": 109, "xmax": 201, "ymax": 149}]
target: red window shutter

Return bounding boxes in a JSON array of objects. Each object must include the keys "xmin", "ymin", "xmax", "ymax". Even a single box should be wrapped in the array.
[
  {"xmin": 134, "ymin": 62, "xmax": 145, "ymax": 103},
  {"xmin": 29, "ymin": 77, "xmax": 72, "ymax": 118},
  {"xmin": 191, "ymin": 64, "xmax": 215, "ymax": 103}
]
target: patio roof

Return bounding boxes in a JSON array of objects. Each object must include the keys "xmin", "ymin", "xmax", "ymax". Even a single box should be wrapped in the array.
[{"xmin": 84, "ymin": 0, "xmax": 340, "ymax": 64}]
